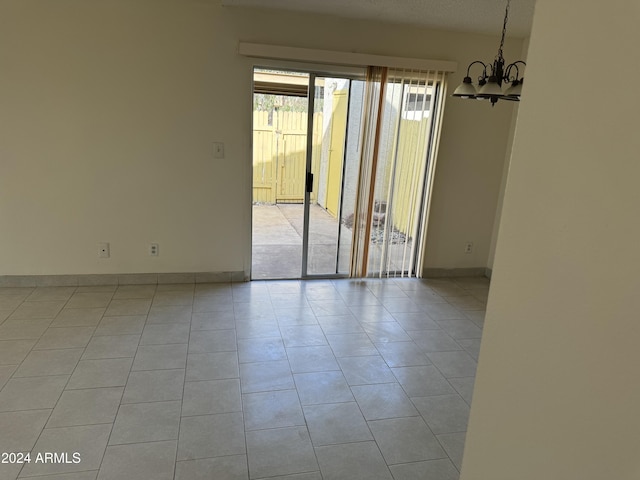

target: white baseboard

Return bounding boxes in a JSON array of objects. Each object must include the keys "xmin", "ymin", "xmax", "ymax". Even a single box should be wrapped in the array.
[
  {"xmin": 0, "ymin": 271, "xmax": 248, "ymax": 287},
  {"xmin": 422, "ymin": 267, "xmax": 488, "ymax": 278}
]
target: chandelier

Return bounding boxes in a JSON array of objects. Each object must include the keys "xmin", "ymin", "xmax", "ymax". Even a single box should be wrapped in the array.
[{"xmin": 452, "ymin": 0, "xmax": 525, "ymax": 106}]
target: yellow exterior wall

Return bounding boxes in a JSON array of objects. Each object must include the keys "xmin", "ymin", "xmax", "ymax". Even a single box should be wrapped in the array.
[{"xmin": 325, "ymin": 90, "xmax": 349, "ymax": 217}]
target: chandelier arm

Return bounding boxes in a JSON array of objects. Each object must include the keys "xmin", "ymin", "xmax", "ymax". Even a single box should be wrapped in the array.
[
  {"xmin": 465, "ymin": 60, "xmax": 488, "ymax": 78},
  {"xmin": 504, "ymin": 63, "xmax": 518, "ymax": 82},
  {"xmin": 505, "ymin": 61, "xmax": 527, "ymax": 81}
]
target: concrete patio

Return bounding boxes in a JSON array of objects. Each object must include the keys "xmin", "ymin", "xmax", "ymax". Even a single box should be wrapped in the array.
[
  {"xmin": 251, "ymin": 204, "xmax": 352, "ymax": 279},
  {"xmin": 252, "ymin": 204, "xmax": 414, "ymax": 279}
]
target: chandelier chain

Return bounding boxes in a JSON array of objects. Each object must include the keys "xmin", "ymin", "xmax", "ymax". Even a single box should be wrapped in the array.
[{"xmin": 498, "ymin": 0, "xmax": 510, "ymax": 60}]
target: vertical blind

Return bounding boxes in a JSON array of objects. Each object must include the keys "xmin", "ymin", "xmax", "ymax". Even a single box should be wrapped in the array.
[
  {"xmin": 351, "ymin": 67, "xmax": 448, "ymax": 278},
  {"xmin": 350, "ymin": 66, "xmax": 387, "ymax": 278}
]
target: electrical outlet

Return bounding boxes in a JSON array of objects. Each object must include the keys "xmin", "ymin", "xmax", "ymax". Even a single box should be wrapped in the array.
[
  {"xmin": 149, "ymin": 243, "xmax": 159, "ymax": 256},
  {"xmin": 464, "ymin": 242, "xmax": 473, "ymax": 254},
  {"xmin": 98, "ymin": 242, "xmax": 110, "ymax": 258}
]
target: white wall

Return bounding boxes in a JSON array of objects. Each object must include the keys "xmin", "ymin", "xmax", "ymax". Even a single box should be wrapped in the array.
[
  {"xmin": 487, "ymin": 38, "xmax": 529, "ymax": 272},
  {"xmin": 424, "ymin": 80, "xmax": 517, "ymax": 271},
  {"xmin": 486, "ymin": 103, "xmax": 519, "ymax": 272},
  {"xmin": 461, "ymin": 1, "xmax": 640, "ymax": 478},
  {"xmin": 0, "ymin": 0, "xmax": 520, "ymax": 276}
]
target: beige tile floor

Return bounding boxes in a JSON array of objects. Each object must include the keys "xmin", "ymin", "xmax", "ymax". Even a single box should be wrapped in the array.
[{"xmin": 0, "ymin": 276, "xmax": 488, "ymax": 479}]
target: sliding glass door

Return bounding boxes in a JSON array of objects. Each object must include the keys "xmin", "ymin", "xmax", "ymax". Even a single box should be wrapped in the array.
[
  {"xmin": 303, "ymin": 75, "xmax": 364, "ymax": 276},
  {"xmin": 251, "ymin": 68, "xmax": 365, "ymax": 279},
  {"xmin": 251, "ymin": 66, "xmax": 447, "ymax": 280}
]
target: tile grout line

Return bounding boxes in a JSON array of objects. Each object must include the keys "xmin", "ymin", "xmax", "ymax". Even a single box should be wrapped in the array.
[
  {"xmin": 280, "ymin": 285, "xmax": 323, "ymax": 478},
  {"xmin": 95, "ymin": 285, "xmax": 150, "ymax": 478},
  {"xmin": 11, "ymin": 286, "xmax": 84, "ymax": 479},
  {"xmin": 233, "ymin": 286, "xmax": 252, "ymax": 480},
  {"xmin": 172, "ymin": 295, "xmax": 188, "ymax": 479},
  {"xmin": 365, "ymin": 282, "xmax": 473, "ymax": 472}
]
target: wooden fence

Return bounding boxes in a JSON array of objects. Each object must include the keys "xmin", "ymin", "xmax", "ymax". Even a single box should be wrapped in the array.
[
  {"xmin": 381, "ymin": 117, "xmax": 430, "ymax": 235},
  {"xmin": 252, "ymin": 110, "xmax": 323, "ymax": 204}
]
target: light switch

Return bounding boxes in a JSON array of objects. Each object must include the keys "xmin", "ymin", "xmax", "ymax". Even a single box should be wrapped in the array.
[{"xmin": 213, "ymin": 142, "xmax": 225, "ymax": 159}]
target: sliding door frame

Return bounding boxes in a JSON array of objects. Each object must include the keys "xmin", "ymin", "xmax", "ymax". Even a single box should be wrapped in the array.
[
  {"xmin": 300, "ymin": 72, "xmax": 315, "ymax": 278},
  {"xmin": 250, "ymin": 62, "xmax": 366, "ymax": 280},
  {"xmin": 248, "ymin": 59, "xmax": 449, "ymax": 281},
  {"xmin": 301, "ymin": 72, "xmax": 364, "ymax": 280}
]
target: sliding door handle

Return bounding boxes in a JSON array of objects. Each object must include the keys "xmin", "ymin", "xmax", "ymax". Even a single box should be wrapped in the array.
[{"xmin": 306, "ymin": 172, "xmax": 314, "ymax": 193}]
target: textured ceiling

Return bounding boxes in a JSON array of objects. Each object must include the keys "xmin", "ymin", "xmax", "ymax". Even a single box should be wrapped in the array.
[{"xmin": 221, "ymin": 0, "xmax": 536, "ymax": 37}]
